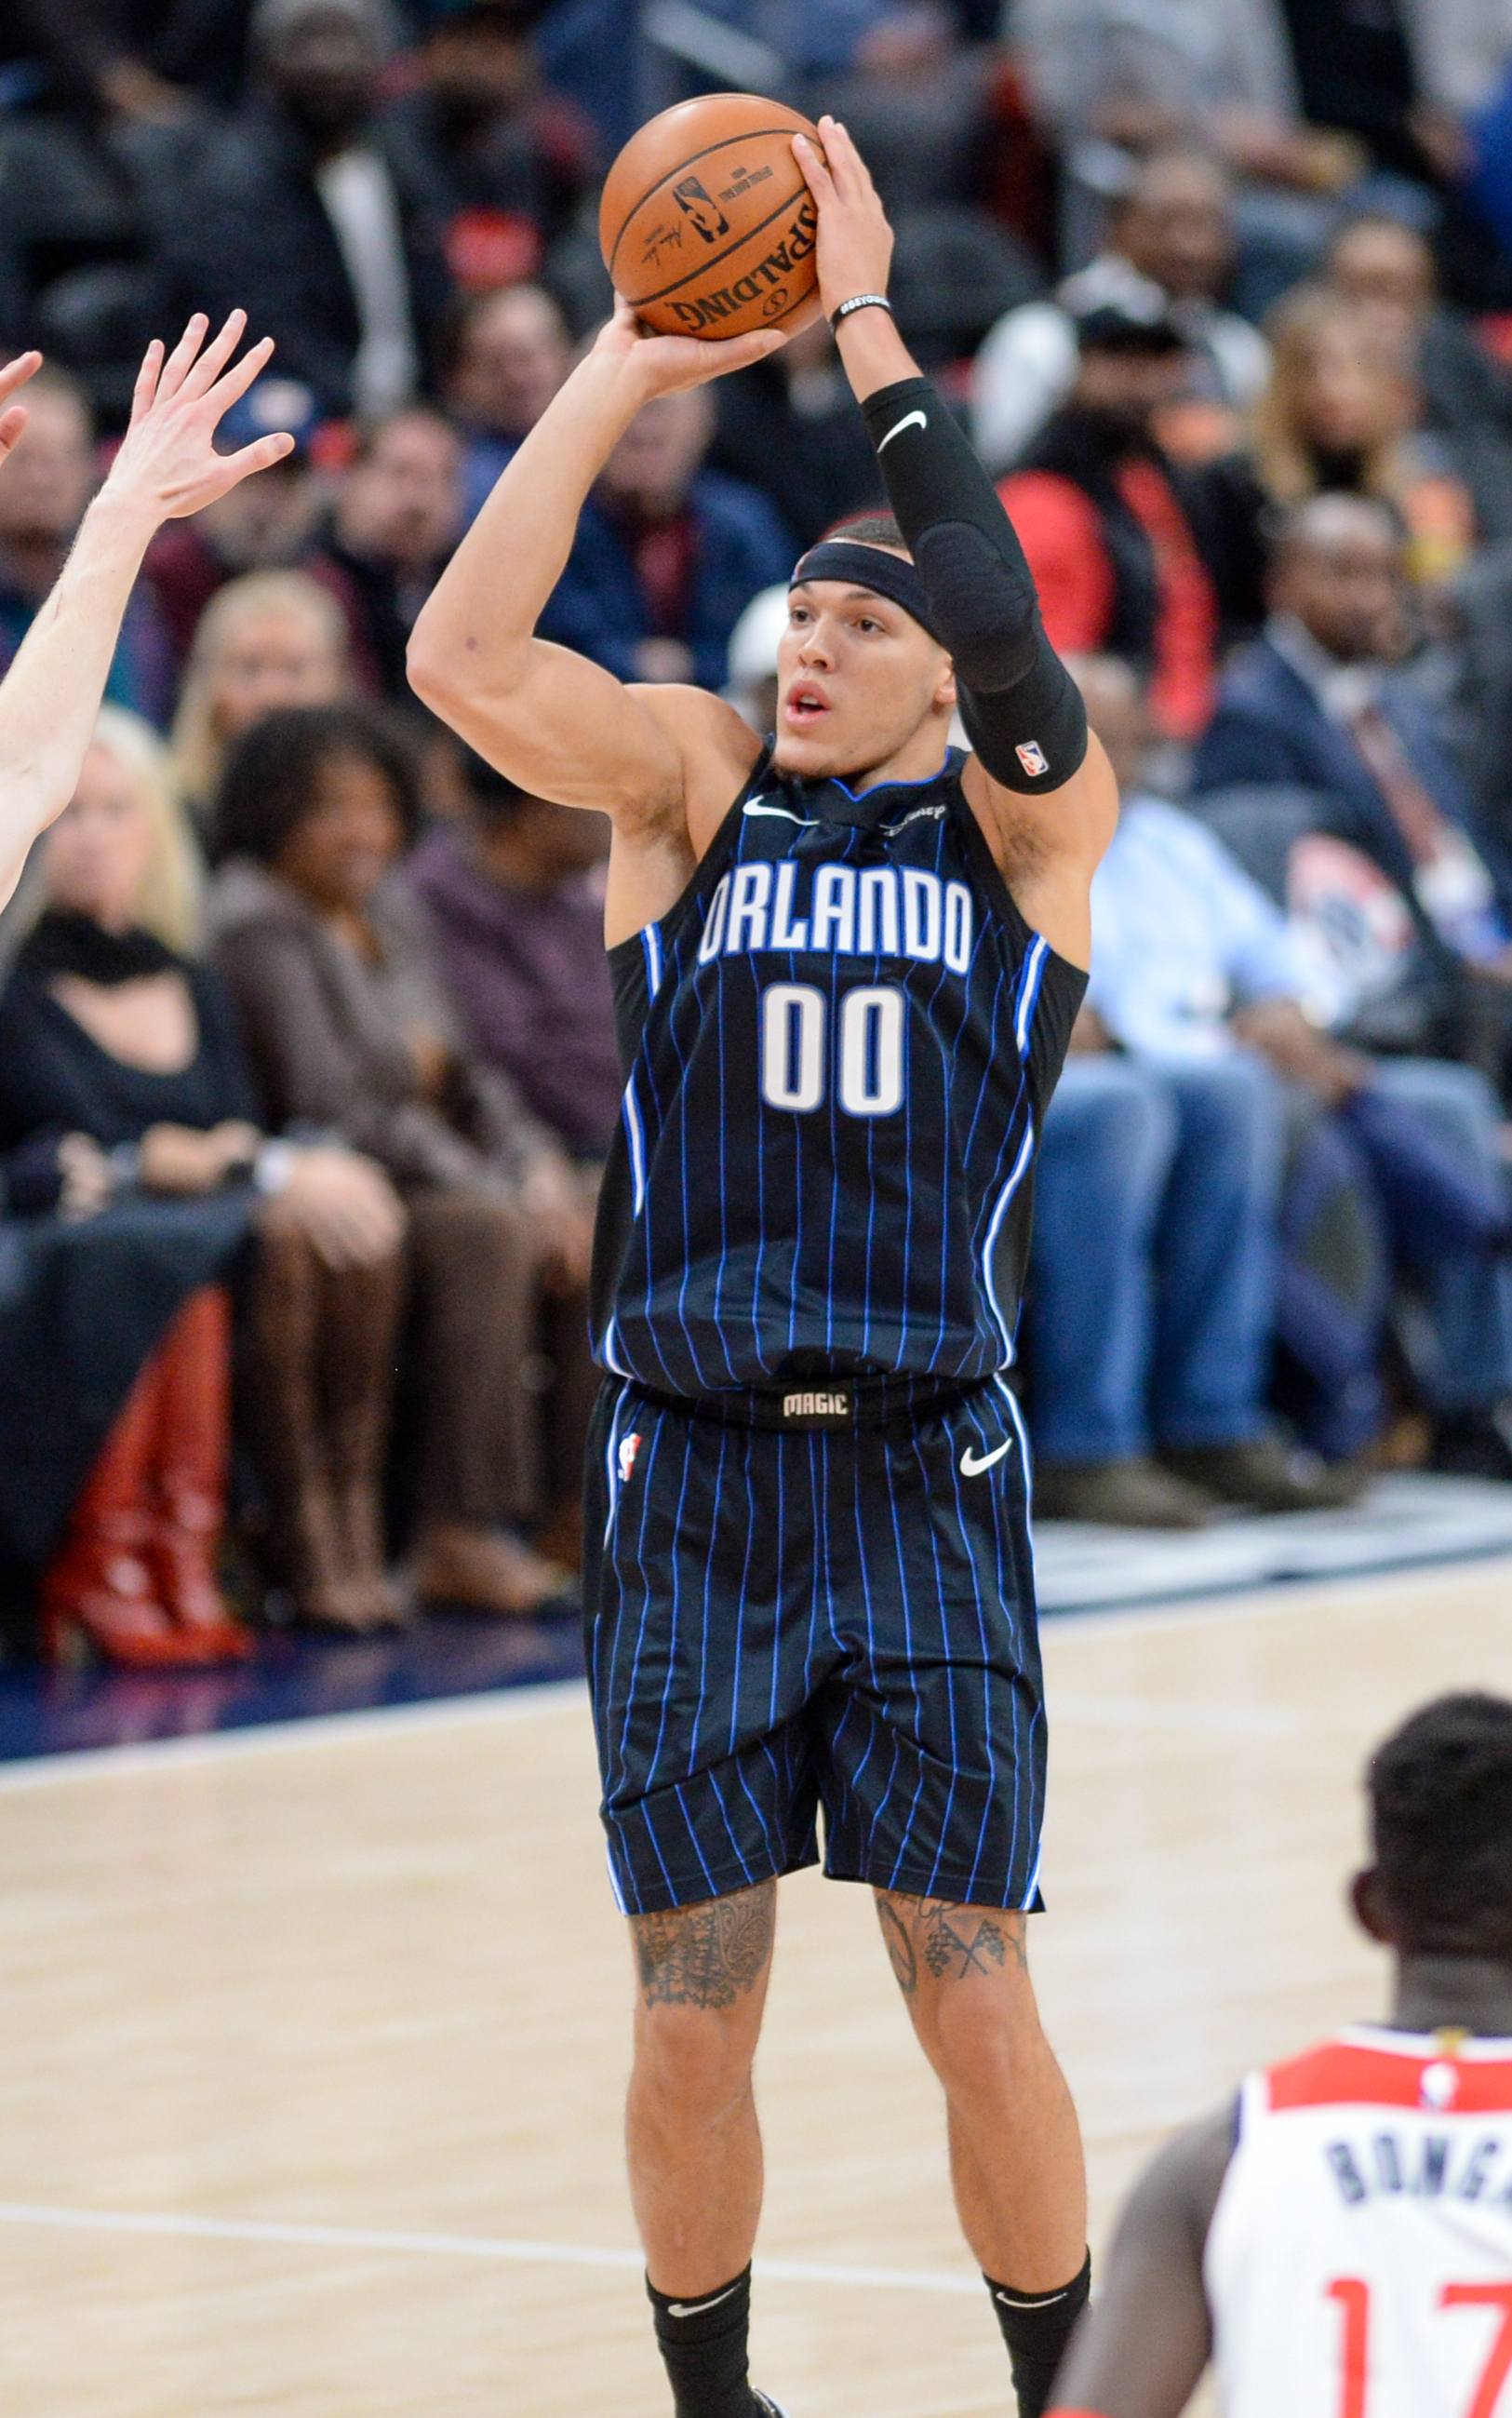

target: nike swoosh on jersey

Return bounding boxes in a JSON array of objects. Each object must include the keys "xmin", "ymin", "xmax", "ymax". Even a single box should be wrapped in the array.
[
  {"xmin": 743, "ymin": 801, "xmax": 821, "ymax": 825},
  {"xmin": 959, "ymin": 1437, "xmax": 1013, "ymax": 1477},
  {"xmin": 877, "ymin": 408, "xmax": 927, "ymax": 451},
  {"xmin": 665, "ymin": 2281, "xmax": 744, "ymax": 2320}
]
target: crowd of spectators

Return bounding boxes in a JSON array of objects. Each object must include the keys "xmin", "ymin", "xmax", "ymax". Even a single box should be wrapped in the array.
[{"xmin": 7, "ymin": 0, "xmax": 1512, "ymax": 1661}]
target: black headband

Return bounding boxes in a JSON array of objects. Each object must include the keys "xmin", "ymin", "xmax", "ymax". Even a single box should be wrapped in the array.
[{"xmin": 789, "ymin": 541, "xmax": 941, "ymax": 644}]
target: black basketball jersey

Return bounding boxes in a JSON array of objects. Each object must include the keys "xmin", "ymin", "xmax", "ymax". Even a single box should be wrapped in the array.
[{"xmin": 590, "ymin": 745, "xmax": 1086, "ymax": 1397}]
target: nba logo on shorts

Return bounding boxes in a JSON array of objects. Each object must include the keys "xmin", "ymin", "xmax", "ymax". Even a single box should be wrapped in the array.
[
  {"xmin": 618, "ymin": 1432, "xmax": 642, "ymax": 1484},
  {"xmin": 1015, "ymin": 740, "xmax": 1049, "ymax": 778}
]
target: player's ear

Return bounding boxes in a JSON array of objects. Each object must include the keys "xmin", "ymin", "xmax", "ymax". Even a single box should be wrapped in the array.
[
  {"xmin": 934, "ymin": 652, "xmax": 957, "ymax": 716},
  {"xmin": 1350, "ymin": 1866, "xmax": 1396, "ymax": 1945}
]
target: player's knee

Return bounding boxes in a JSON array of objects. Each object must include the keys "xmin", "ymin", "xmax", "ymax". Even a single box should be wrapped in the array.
[{"xmin": 633, "ymin": 1998, "xmax": 760, "ymax": 2129}]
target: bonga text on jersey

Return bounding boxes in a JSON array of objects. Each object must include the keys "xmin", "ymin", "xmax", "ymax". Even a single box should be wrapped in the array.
[{"xmin": 590, "ymin": 746, "xmax": 1086, "ymax": 1396}]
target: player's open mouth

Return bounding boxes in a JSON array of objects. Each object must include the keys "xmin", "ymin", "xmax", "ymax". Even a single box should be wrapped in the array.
[{"xmin": 783, "ymin": 684, "xmax": 830, "ymax": 727}]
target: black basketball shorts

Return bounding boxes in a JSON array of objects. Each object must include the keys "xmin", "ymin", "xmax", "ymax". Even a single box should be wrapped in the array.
[{"xmin": 582, "ymin": 1375, "xmax": 1047, "ymax": 1918}]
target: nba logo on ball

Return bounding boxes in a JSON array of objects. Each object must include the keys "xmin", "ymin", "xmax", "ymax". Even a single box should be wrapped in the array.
[
  {"xmin": 1016, "ymin": 740, "xmax": 1049, "ymax": 778},
  {"xmin": 618, "ymin": 1433, "xmax": 642, "ymax": 1484},
  {"xmin": 673, "ymin": 176, "xmax": 729, "ymax": 244}
]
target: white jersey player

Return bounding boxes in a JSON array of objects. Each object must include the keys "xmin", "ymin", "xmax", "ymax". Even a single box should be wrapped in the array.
[{"xmin": 1049, "ymin": 1692, "xmax": 1512, "ymax": 2418}]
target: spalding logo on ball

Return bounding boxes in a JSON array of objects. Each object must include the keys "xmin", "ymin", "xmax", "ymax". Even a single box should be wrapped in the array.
[{"xmin": 599, "ymin": 94, "xmax": 824, "ymax": 339}]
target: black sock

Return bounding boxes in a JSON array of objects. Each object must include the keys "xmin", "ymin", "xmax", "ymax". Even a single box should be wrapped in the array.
[
  {"xmin": 985, "ymin": 2250, "xmax": 1091, "ymax": 2418},
  {"xmin": 648, "ymin": 2264, "xmax": 759, "ymax": 2418}
]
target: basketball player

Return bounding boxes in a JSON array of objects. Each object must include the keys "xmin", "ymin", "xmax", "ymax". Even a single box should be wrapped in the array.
[
  {"xmin": 0, "ymin": 316, "xmax": 291, "ymax": 909},
  {"xmin": 408, "ymin": 119, "xmax": 1118, "ymax": 2418},
  {"xmin": 1050, "ymin": 1691, "xmax": 1512, "ymax": 2418}
]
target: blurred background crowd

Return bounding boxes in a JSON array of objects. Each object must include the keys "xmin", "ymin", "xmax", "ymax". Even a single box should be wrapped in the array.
[{"xmin": 8, "ymin": 0, "xmax": 1512, "ymax": 1665}]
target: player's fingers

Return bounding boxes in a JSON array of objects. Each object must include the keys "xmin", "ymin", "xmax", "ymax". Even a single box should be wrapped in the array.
[
  {"xmin": 0, "ymin": 349, "xmax": 41, "ymax": 406},
  {"xmin": 155, "ymin": 313, "xmax": 209, "ymax": 402},
  {"xmin": 128, "ymin": 338, "xmax": 165, "ymax": 425},
  {"xmin": 181, "ymin": 307, "xmax": 248, "ymax": 402},
  {"xmin": 814, "ymin": 114, "xmax": 861, "ymax": 199},
  {"xmin": 792, "ymin": 130, "xmax": 836, "ymax": 205},
  {"xmin": 706, "ymin": 327, "xmax": 789, "ymax": 378},
  {"xmin": 202, "ymin": 330, "xmax": 275, "ymax": 416},
  {"xmin": 216, "ymin": 430, "xmax": 296, "ymax": 484},
  {"xmin": 0, "ymin": 404, "xmax": 26, "ymax": 460}
]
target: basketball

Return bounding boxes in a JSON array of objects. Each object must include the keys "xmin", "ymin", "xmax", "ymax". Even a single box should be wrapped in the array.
[{"xmin": 599, "ymin": 94, "xmax": 823, "ymax": 340}]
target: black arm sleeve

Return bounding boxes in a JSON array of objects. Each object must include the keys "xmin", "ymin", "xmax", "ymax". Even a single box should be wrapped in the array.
[{"xmin": 861, "ymin": 375, "xmax": 1088, "ymax": 794}]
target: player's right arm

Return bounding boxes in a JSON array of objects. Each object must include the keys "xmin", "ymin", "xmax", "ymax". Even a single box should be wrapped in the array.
[
  {"xmin": 407, "ymin": 304, "xmax": 784, "ymax": 910},
  {"xmin": 1048, "ymin": 2104, "xmax": 1234, "ymax": 2418}
]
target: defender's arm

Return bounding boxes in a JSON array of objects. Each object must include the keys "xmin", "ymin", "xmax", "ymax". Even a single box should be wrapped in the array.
[
  {"xmin": 1049, "ymin": 2105, "xmax": 1235, "ymax": 2418},
  {"xmin": 407, "ymin": 306, "xmax": 783, "ymax": 839}
]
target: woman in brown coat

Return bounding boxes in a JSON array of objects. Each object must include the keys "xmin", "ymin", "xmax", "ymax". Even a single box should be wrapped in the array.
[{"xmin": 207, "ymin": 704, "xmax": 594, "ymax": 1617}]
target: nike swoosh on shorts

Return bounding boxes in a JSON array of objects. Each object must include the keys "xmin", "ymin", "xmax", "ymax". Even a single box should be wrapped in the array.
[{"xmin": 959, "ymin": 1437, "xmax": 1013, "ymax": 1477}]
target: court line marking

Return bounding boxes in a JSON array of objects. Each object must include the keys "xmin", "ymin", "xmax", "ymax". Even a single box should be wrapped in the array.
[
  {"xmin": 0, "ymin": 1678, "xmax": 590, "ymax": 1793},
  {"xmin": 3, "ymin": 1547, "xmax": 1508, "ymax": 1794},
  {"xmin": 0, "ymin": 2201, "xmax": 980, "ymax": 2295}
]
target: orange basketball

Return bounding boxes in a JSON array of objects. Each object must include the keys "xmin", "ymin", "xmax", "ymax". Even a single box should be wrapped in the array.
[{"xmin": 599, "ymin": 94, "xmax": 823, "ymax": 340}]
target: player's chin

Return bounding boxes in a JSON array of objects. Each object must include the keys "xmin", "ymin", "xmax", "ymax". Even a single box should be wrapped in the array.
[{"xmin": 773, "ymin": 717, "xmax": 846, "ymax": 776}]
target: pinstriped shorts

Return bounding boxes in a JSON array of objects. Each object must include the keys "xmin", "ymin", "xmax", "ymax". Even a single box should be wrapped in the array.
[{"xmin": 582, "ymin": 1376, "xmax": 1047, "ymax": 1918}]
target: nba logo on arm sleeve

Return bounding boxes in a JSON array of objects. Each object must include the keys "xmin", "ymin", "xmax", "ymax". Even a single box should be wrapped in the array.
[{"xmin": 1015, "ymin": 741, "xmax": 1049, "ymax": 779}]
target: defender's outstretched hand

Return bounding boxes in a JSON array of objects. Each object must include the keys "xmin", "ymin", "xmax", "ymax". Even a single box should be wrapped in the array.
[
  {"xmin": 0, "ymin": 350, "xmax": 42, "ymax": 470},
  {"xmin": 793, "ymin": 115, "xmax": 894, "ymax": 325},
  {"xmin": 104, "ymin": 311, "xmax": 293, "ymax": 525}
]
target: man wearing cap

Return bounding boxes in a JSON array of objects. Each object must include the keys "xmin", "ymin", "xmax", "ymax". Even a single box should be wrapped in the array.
[{"xmin": 999, "ymin": 294, "xmax": 1266, "ymax": 740}]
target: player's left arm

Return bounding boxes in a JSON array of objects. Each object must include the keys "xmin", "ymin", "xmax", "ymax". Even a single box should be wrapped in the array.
[
  {"xmin": 1047, "ymin": 2103, "xmax": 1235, "ymax": 2418},
  {"xmin": 797, "ymin": 119, "xmax": 1118, "ymax": 967}
]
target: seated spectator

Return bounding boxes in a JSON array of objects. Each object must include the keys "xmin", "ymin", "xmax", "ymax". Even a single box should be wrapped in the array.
[
  {"xmin": 708, "ymin": 316, "xmax": 883, "ymax": 552},
  {"xmin": 381, "ymin": 0, "xmax": 599, "ymax": 293},
  {"xmin": 444, "ymin": 281, "xmax": 573, "ymax": 525},
  {"xmin": 303, "ymin": 406, "xmax": 463, "ymax": 703},
  {"xmin": 207, "ymin": 703, "xmax": 591, "ymax": 1612},
  {"xmin": 973, "ymin": 150, "xmax": 1273, "ymax": 474},
  {"xmin": 140, "ymin": 379, "xmax": 327, "ymax": 689},
  {"xmin": 1192, "ymin": 493, "xmax": 1512, "ymax": 1046},
  {"xmin": 0, "ymin": 366, "xmax": 167, "ymax": 723},
  {"xmin": 403, "ymin": 748, "xmax": 619, "ymax": 1164},
  {"xmin": 169, "ymin": 570, "xmax": 353, "ymax": 829},
  {"xmin": 1253, "ymin": 283, "xmax": 1479, "ymax": 585},
  {"xmin": 1029, "ymin": 658, "xmax": 1363, "ymax": 1527},
  {"xmin": 537, "ymin": 385, "xmax": 792, "ymax": 691},
  {"xmin": 1322, "ymin": 212, "xmax": 1512, "ymax": 544},
  {"xmin": 0, "ymin": 706, "xmax": 407, "ymax": 1655},
  {"xmin": 1010, "ymin": 0, "xmax": 1374, "ymax": 318},
  {"xmin": 1081, "ymin": 654, "xmax": 1512, "ymax": 1481},
  {"xmin": 156, "ymin": 0, "xmax": 451, "ymax": 420},
  {"xmin": 1000, "ymin": 296, "xmax": 1266, "ymax": 740}
]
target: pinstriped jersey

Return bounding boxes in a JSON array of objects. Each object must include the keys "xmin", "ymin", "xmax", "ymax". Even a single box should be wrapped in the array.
[
  {"xmin": 589, "ymin": 746, "xmax": 1086, "ymax": 1396},
  {"xmin": 1205, "ymin": 2027, "xmax": 1512, "ymax": 2417}
]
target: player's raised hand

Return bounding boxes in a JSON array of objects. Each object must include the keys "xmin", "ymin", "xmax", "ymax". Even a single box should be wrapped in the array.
[
  {"xmin": 592, "ymin": 292, "xmax": 790, "ymax": 400},
  {"xmin": 793, "ymin": 115, "xmax": 894, "ymax": 323},
  {"xmin": 0, "ymin": 351, "xmax": 43, "ymax": 471},
  {"xmin": 102, "ymin": 312, "xmax": 294, "ymax": 527}
]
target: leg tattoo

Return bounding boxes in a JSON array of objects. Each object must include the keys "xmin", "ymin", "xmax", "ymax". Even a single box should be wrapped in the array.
[
  {"xmin": 876, "ymin": 1893, "xmax": 1029, "ymax": 1992},
  {"xmin": 633, "ymin": 1881, "xmax": 776, "ymax": 2009}
]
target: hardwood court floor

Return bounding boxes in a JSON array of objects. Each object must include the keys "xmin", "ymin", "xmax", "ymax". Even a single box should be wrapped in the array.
[{"xmin": 1, "ymin": 1557, "xmax": 1510, "ymax": 2418}]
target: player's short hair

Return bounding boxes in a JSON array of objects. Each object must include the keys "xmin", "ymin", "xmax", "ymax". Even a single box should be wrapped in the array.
[
  {"xmin": 823, "ymin": 510, "xmax": 908, "ymax": 556},
  {"xmin": 1368, "ymin": 1693, "xmax": 1512, "ymax": 1954},
  {"xmin": 215, "ymin": 702, "xmax": 421, "ymax": 865}
]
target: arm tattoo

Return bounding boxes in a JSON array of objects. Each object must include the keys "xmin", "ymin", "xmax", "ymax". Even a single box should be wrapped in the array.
[
  {"xmin": 876, "ymin": 1892, "xmax": 1028, "ymax": 1994},
  {"xmin": 632, "ymin": 1882, "xmax": 775, "ymax": 2008}
]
